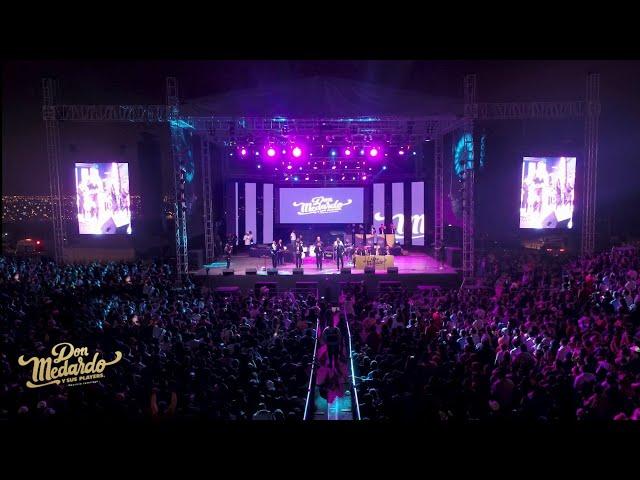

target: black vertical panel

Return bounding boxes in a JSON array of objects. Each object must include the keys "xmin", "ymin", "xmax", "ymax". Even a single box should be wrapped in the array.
[
  {"xmin": 238, "ymin": 182, "xmax": 245, "ymax": 244},
  {"xmin": 404, "ymin": 181, "xmax": 412, "ymax": 247},
  {"xmin": 384, "ymin": 182, "xmax": 392, "ymax": 230},
  {"xmin": 256, "ymin": 182, "xmax": 264, "ymax": 244},
  {"xmin": 364, "ymin": 184, "xmax": 373, "ymax": 229}
]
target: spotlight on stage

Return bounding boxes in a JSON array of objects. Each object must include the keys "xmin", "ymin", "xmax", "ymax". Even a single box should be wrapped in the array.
[
  {"xmin": 368, "ymin": 147, "xmax": 379, "ymax": 158},
  {"xmin": 240, "ymin": 147, "xmax": 248, "ymax": 157},
  {"xmin": 292, "ymin": 146, "xmax": 302, "ymax": 158},
  {"xmin": 344, "ymin": 148, "xmax": 352, "ymax": 156},
  {"xmin": 398, "ymin": 149, "xmax": 405, "ymax": 156},
  {"xmin": 267, "ymin": 147, "xmax": 276, "ymax": 158}
]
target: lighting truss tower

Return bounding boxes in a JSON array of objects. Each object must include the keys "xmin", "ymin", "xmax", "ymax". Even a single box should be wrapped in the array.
[
  {"xmin": 462, "ymin": 74, "xmax": 477, "ymax": 284},
  {"xmin": 167, "ymin": 77, "xmax": 189, "ymax": 280},
  {"xmin": 201, "ymin": 136, "xmax": 215, "ymax": 263},
  {"xmin": 582, "ymin": 73, "xmax": 600, "ymax": 256},
  {"xmin": 42, "ymin": 79, "xmax": 65, "ymax": 263},
  {"xmin": 433, "ymin": 133, "xmax": 444, "ymax": 252}
]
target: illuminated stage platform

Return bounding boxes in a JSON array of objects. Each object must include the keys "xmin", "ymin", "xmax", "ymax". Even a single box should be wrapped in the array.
[{"xmin": 192, "ymin": 252, "xmax": 460, "ymax": 297}]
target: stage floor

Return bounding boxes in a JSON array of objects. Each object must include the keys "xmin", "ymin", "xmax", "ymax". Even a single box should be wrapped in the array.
[{"xmin": 193, "ymin": 251, "xmax": 455, "ymax": 276}]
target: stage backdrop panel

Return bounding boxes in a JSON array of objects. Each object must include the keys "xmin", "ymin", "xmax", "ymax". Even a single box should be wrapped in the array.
[
  {"xmin": 392, "ymin": 182, "xmax": 404, "ymax": 245},
  {"xmin": 75, "ymin": 162, "xmax": 132, "ymax": 235},
  {"xmin": 263, "ymin": 184, "xmax": 273, "ymax": 243},
  {"xmin": 520, "ymin": 156, "xmax": 576, "ymax": 229},
  {"xmin": 373, "ymin": 183, "xmax": 385, "ymax": 230},
  {"xmin": 245, "ymin": 183, "xmax": 257, "ymax": 239},
  {"xmin": 279, "ymin": 187, "xmax": 364, "ymax": 224},
  {"xmin": 411, "ymin": 181, "xmax": 425, "ymax": 246}
]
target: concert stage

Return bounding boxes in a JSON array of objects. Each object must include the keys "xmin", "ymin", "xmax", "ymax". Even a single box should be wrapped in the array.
[{"xmin": 192, "ymin": 252, "xmax": 460, "ymax": 299}]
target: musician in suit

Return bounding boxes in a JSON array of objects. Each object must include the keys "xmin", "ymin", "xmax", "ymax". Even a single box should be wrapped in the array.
[
  {"xmin": 379, "ymin": 224, "xmax": 386, "ymax": 235},
  {"xmin": 334, "ymin": 238, "xmax": 345, "ymax": 270},
  {"xmin": 277, "ymin": 239, "xmax": 285, "ymax": 266},
  {"xmin": 270, "ymin": 241, "xmax": 278, "ymax": 269},
  {"xmin": 224, "ymin": 242, "xmax": 233, "ymax": 269},
  {"xmin": 295, "ymin": 239, "xmax": 304, "ymax": 269},
  {"xmin": 314, "ymin": 236, "xmax": 324, "ymax": 270}
]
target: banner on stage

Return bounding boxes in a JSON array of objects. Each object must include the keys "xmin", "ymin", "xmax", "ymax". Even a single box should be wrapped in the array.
[{"xmin": 354, "ymin": 255, "xmax": 394, "ymax": 269}]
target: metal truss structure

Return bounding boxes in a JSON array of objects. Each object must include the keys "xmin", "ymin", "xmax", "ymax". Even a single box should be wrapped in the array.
[
  {"xmin": 582, "ymin": 73, "xmax": 601, "ymax": 256},
  {"xmin": 42, "ymin": 79, "xmax": 66, "ymax": 263},
  {"xmin": 42, "ymin": 73, "xmax": 599, "ymax": 281},
  {"xmin": 167, "ymin": 78, "xmax": 189, "ymax": 279},
  {"xmin": 461, "ymin": 75, "xmax": 477, "ymax": 284},
  {"xmin": 200, "ymin": 136, "xmax": 215, "ymax": 264}
]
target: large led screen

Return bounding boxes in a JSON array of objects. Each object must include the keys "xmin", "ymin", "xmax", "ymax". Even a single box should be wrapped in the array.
[
  {"xmin": 520, "ymin": 156, "xmax": 576, "ymax": 229},
  {"xmin": 75, "ymin": 162, "xmax": 132, "ymax": 234},
  {"xmin": 279, "ymin": 187, "xmax": 364, "ymax": 224}
]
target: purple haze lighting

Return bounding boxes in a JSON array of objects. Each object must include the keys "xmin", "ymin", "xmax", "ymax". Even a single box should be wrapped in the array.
[
  {"xmin": 240, "ymin": 148, "xmax": 247, "ymax": 156},
  {"xmin": 398, "ymin": 149, "xmax": 405, "ymax": 155},
  {"xmin": 369, "ymin": 147, "xmax": 379, "ymax": 157},
  {"xmin": 287, "ymin": 165, "xmax": 293, "ymax": 170},
  {"xmin": 257, "ymin": 164, "xmax": 261, "ymax": 169},
  {"xmin": 292, "ymin": 147, "xmax": 302, "ymax": 158},
  {"xmin": 344, "ymin": 148, "xmax": 352, "ymax": 156},
  {"xmin": 267, "ymin": 147, "xmax": 276, "ymax": 157},
  {"xmin": 382, "ymin": 165, "xmax": 387, "ymax": 170},
  {"xmin": 331, "ymin": 165, "xmax": 336, "ymax": 170},
  {"xmin": 362, "ymin": 175, "xmax": 367, "ymax": 180}
]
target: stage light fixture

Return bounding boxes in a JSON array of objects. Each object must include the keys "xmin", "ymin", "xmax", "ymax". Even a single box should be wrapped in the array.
[
  {"xmin": 293, "ymin": 176, "xmax": 299, "ymax": 181},
  {"xmin": 267, "ymin": 147, "xmax": 276, "ymax": 157},
  {"xmin": 282, "ymin": 149, "xmax": 287, "ymax": 154},
  {"xmin": 255, "ymin": 152, "xmax": 260, "ymax": 156},
  {"xmin": 331, "ymin": 165, "xmax": 336, "ymax": 170},
  {"xmin": 344, "ymin": 148, "xmax": 352, "ymax": 156},
  {"xmin": 287, "ymin": 165, "xmax": 293, "ymax": 170},
  {"xmin": 369, "ymin": 147, "xmax": 379, "ymax": 157},
  {"xmin": 360, "ymin": 149, "xmax": 365, "ymax": 155},
  {"xmin": 292, "ymin": 146, "xmax": 302, "ymax": 158},
  {"xmin": 240, "ymin": 148, "xmax": 248, "ymax": 156},
  {"xmin": 413, "ymin": 151, "xmax": 417, "ymax": 155},
  {"xmin": 330, "ymin": 149, "xmax": 337, "ymax": 157},
  {"xmin": 398, "ymin": 149, "xmax": 405, "ymax": 155},
  {"xmin": 382, "ymin": 165, "xmax": 387, "ymax": 170},
  {"xmin": 305, "ymin": 176, "xmax": 309, "ymax": 180},
  {"xmin": 257, "ymin": 164, "xmax": 262, "ymax": 169},
  {"xmin": 362, "ymin": 175, "xmax": 367, "ymax": 180}
]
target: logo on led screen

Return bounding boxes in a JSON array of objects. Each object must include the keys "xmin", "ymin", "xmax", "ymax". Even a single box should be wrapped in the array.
[
  {"xmin": 292, "ymin": 196, "xmax": 353, "ymax": 216},
  {"xmin": 374, "ymin": 212, "xmax": 425, "ymax": 239}
]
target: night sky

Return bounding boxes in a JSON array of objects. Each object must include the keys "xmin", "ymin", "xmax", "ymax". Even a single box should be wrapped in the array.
[{"xmin": 3, "ymin": 60, "xmax": 640, "ymax": 229}]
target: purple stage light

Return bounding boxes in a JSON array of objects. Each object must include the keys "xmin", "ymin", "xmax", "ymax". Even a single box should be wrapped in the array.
[
  {"xmin": 292, "ymin": 147, "xmax": 302, "ymax": 158},
  {"xmin": 240, "ymin": 148, "xmax": 247, "ymax": 156},
  {"xmin": 287, "ymin": 165, "xmax": 293, "ymax": 170},
  {"xmin": 344, "ymin": 148, "xmax": 352, "ymax": 156},
  {"xmin": 369, "ymin": 147, "xmax": 379, "ymax": 157},
  {"xmin": 257, "ymin": 164, "xmax": 261, "ymax": 169},
  {"xmin": 398, "ymin": 149, "xmax": 405, "ymax": 155},
  {"xmin": 362, "ymin": 175, "xmax": 367, "ymax": 180},
  {"xmin": 382, "ymin": 165, "xmax": 387, "ymax": 170},
  {"xmin": 267, "ymin": 147, "xmax": 276, "ymax": 157},
  {"xmin": 282, "ymin": 149, "xmax": 287, "ymax": 154},
  {"xmin": 331, "ymin": 165, "xmax": 336, "ymax": 170}
]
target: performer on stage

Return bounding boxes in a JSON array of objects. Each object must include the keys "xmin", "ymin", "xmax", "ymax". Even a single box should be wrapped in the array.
[
  {"xmin": 314, "ymin": 236, "xmax": 324, "ymax": 270},
  {"xmin": 224, "ymin": 242, "xmax": 233, "ymax": 269},
  {"xmin": 270, "ymin": 241, "xmax": 278, "ymax": 269},
  {"xmin": 277, "ymin": 239, "xmax": 286, "ymax": 265},
  {"xmin": 290, "ymin": 230, "xmax": 297, "ymax": 249},
  {"xmin": 379, "ymin": 223, "xmax": 386, "ymax": 235},
  {"xmin": 334, "ymin": 237, "xmax": 345, "ymax": 270},
  {"xmin": 371, "ymin": 225, "xmax": 378, "ymax": 246},
  {"xmin": 295, "ymin": 239, "xmax": 304, "ymax": 269}
]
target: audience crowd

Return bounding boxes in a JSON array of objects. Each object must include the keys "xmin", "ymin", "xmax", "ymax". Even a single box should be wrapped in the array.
[
  {"xmin": 346, "ymin": 245, "xmax": 640, "ymax": 421},
  {"xmin": 1, "ymin": 243, "xmax": 639, "ymax": 422}
]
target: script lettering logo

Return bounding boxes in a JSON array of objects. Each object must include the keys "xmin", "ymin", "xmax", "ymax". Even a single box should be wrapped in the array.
[
  {"xmin": 17, "ymin": 342, "xmax": 123, "ymax": 389},
  {"xmin": 292, "ymin": 196, "xmax": 353, "ymax": 216}
]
